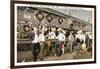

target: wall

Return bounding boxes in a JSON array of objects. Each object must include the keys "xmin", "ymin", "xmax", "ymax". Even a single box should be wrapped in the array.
[{"xmin": 0, "ymin": 0, "xmax": 100, "ymax": 69}]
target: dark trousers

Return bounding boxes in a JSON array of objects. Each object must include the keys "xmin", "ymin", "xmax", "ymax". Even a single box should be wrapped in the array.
[
  {"xmin": 31, "ymin": 43, "xmax": 40, "ymax": 61},
  {"xmin": 89, "ymin": 39, "xmax": 92, "ymax": 47},
  {"xmin": 55, "ymin": 41, "xmax": 63, "ymax": 56},
  {"xmin": 39, "ymin": 42, "xmax": 45, "ymax": 60},
  {"xmin": 51, "ymin": 42, "xmax": 56, "ymax": 55},
  {"xmin": 67, "ymin": 41, "xmax": 73, "ymax": 52}
]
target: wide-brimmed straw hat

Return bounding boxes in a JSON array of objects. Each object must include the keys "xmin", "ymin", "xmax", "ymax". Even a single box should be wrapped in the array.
[
  {"xmin": 61, "ymin": 30, "xmax": 66, "ymax": 34},
  {"xmin": 77, "ymin": 30, "xmax": 82, "ymax": 34},
  {"xmin": 51, "ymin": 28, "xmax": 56, "ymax": 31},
  {"xmin": 32, "ymin": 27, "xmax": 37, "ymax": 32},
  {"xmin": 57, "ymin": 28, "xmax": 61, "ymax": 31}
]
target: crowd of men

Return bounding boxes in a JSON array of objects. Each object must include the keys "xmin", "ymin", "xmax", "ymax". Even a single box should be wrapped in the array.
[{"xmin": 29, "ymin": 26, "xmax": 92, "ymax": 61}]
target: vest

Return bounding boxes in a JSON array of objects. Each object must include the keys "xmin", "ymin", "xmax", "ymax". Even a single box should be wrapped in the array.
[{"xmin": 30, "ymin": 32, "xmax": 35, "ymax": 40}]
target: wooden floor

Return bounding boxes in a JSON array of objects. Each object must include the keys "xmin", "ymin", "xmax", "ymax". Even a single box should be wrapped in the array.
[{"xmin": 17, "ymin": 50, "xmax": 92, "ymax": 62}]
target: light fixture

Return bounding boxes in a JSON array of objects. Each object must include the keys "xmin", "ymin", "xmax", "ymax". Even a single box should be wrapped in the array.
[
  {"xmin": 36, "ymin": 11, "xmax": 44, "ymax": 21},
  {"xmin": 58, "ymin": 17, "xmax": 63, "ymax": 24},
  {"xmin": 46, "ymin": 14, "xmax": 53, "ymax": 23}
]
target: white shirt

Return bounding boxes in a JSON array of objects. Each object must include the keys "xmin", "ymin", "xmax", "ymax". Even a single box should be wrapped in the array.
[
  {"xmin": 32, "ymin": 33, "xmax": 39, "ymax": 43},
  {"xmin": 76, "ymin": 33, "xmax": 85, "ymax": 43},
  {"xmin": 76, "ymin": 34, "xmax": 80, "ymax": 39},
  {"xmin": 89, "ymin": 34, "xmax": 92, "ymax": 39},
  {"xmin": 68, "ymin": 34, "xmax": 74, "ymax": 42},
  {"xmin": 81, "ymin": 33, "xmax": 85, "ymax": 43},
  {"xmin": 39, "ymin": 33, "xmax": 45, "ymax": 42},
  {"xmin": 48, "ymin": 32, "xmax": 56, "ymax": 39},
  {"xmin": 57, "ymin": 33, "xmax": 65, "ymax": 41}
]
